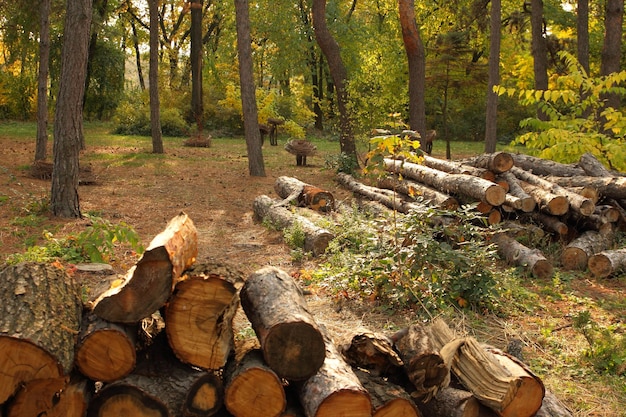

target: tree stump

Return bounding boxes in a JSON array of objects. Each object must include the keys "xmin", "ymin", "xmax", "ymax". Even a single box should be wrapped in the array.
[
  {"xmin": 166, "ymin": 262, "xmax": 243, "ymax": 370},
  {"xmin": 224, "ymin": 349, "xmax": 286, "ymax": 417},
  {"xmin": 0, "ymin": 262, "xmax": 83, "ymax": 404},
  {"xmin": 91, "ymin": 212, "xmax": 198, "ymax": 323},
  {"xmin": 240, "ymin": 266, "xmax": 326, "ymax": 381}
]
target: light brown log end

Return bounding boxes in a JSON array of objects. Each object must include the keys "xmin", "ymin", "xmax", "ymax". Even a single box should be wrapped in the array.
[
  {"xmin": 484, "ymin": 184, "xmax": 506, "ymax": 206},
  {"xmin": 374, "ymin": 398, "xmax": 420, "ymax": 417},
  {"xmin": 315, "ymin": 391, "xmax": 372, "ymax": 417},
  {"xmin": 560, "ymin": 248, "xmax": 587, "ymax": 271},
  {"xmin": 577, "ymin": 199, "xmax": 596, "ymax": 217},
  {"xmin": 491, "ymin": 152, "xmax": 514, "ymax": 173},
  {"xmin": 520, "ymin": 197, "xmax": 537, "ymax": 213},
  {"xmin": 531, "ymin": 259, "xmax": 554, "ymax": 279},
  {"xmin": 75, "ymin": 329, "xmax": 136, "ymax": 382},
  {"xmin": 545, "ymin": 196, "xmax": 569, "ymax": 216},
  {"xmin": 588, "ymin": 254, "xmax": 613, "ymax": 278},
  {"xmin": 225, "ymin": 368, "xmax": 286, "ymax": 417}
]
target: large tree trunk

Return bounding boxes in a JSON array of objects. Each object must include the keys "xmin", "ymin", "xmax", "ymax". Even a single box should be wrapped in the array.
[
  {"xmin": 530, "ymin": 0, "xmax": 548, "ymax": 121},
  {"xmin": 239, "ymin": 266, "xmax": 326, "ymax": 381},
  {"xmin": 91, "ymin": 213, "xmax": 198, "ymax": 323},
  {"xmin": 224, "ymin": 349, "xmax": 286, "ymax": 417},
  {"xmin": 190, "ymin": 0, "xmax": 204, "ymax": 131},
  {"xmin": 492, "ymin": 233, "xmax": 553, "ymax": 278},
  {"xmin": 0, "ymin": 262, "xmax": 83, "ymax": 404},
  {"xmin": 51, "ymin": 0, "xmax": 92, "ymax": 218},
  {"xmin": 384, "ymin": 159, "xmax": 506, "ymax": 206},
  {"xmin": 148, "ymin": 0, "xmax": 164, "ymax": 154},
  {"xmin": 484, "ymin": 0, "xmax": 501, "ymax": 153},
  {"xmin": 253, "ymin": 195, "xmax": 334, "ymax": 256},
  {"xmin": 577, "ymin": 0, "xmax": 590, "ymax": 75},
  {"xmin": 235, "ymin": 0, "xmax": 266, "ymax": 177},
  {"xmin": 35, "ymin": 0, "xmax": 51, "ymax": 162},
  {"xmin": 600, "ymin": 0, "xmax": 623, "ymax": 112},
  {"xmin": 312, "ymin": 0, "xmax": 357, "ymax": 160},
  {"xmin": 398, "ymin": 0, "xmax": 427, "ymax": 143},
  {"xmin": 166, "ymin": 262, "xmax": 243, "ymax": 370}
]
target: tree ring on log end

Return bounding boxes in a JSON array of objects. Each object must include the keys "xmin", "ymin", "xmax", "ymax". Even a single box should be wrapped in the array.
[
  {"xmin": 75, "ymin": 328, "xmax": 136, "ymax": 382},
  {"xmin": 315, "ymin": 390, "xmax": 372, "ymax": 417},
  {"xmin": 87, "ymin": 384, "xmax": 169, "ymax": 417},
  {"xmin": 264, "ymin": 322, "xmax": 325, "ymax": 381}
]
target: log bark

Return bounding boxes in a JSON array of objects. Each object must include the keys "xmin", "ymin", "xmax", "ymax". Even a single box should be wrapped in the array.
[
  {"xmin": 588, "ymin": 248, "xmax": 626, "ymax": 278},
  {"xmin": 298, "ymin": 330, "xmax": 372, "ymax": 417},
  {"xmin": 337, "ymin": 173, "xmax": 429, "ymax": 214},
  {"xmin": 0, "ymin": 262, "xmax": 83, "ymax": 404},
  {"xmin": 392, "ymin": 324, "xmax": 450, "ymax": 402},
  {"xmin": 561, "ymin": 230, "xmax": 612, "ymax": 270},
  {"xmin": 545, "ymin": 175, "xmax": 626, "ymax": 200},
  {"xmin": 352, "ymin": 369, "xmax": 421, "ymax": 417},
  {"xmin": 224, "ymin": 349, "xmax": 286, "ymax": 417},
  {"xmin": 91, "ymin": 212, "xmax": 198, "ymax": 323},
  {"xmin": 525, "ymin": 212, "xmax": 568, "ymax": 237},
  {"xmin": 578, "ymin": 152, "xmax": 615, "ymax": 177},
  {"xmin": 7, "ymin": 375, "xmax": 90, "ymax": 417},
  {"xmin": 384, "ymin": 158, "xmax": 506, "ymax": 206},
  {"xmin": 510, "ymin": 154, "xmax": 585, "ymax": 177},
  {"xmin": 75, "ymin": 313, "xmax": 137, "ymax": 382},
  {"xmin": 340, "ymin": 331, "xmax": 404, "ymax": 377},
  {"xmin": 534, "ymin": 390, "xmax": 574, "ymax": 417},
  {"xmin": 253, "ymin": 195, "xmax": 334, "ymax": 256},
  {"xmin": 422, "ymin": 154, "xmax": 495, "ymax": 181},
  {"xmin": 492, "ymin": 233, "xmax": 553, "ymax": 278},
  {"xmin": 274, "ymin": 176, "xmax": 335, "ymax": 213},
  {"xmin": 459, "ymin": 152, "xmax": 514, "ymax": 174},
  {"xmin": 511, "ymin": 167, "xmax": 595, "ymax": 216},
  {"xmin": 166, "ymin": 262, "xmax": 243, "ymax": 370},
  {"xmin": 240, "ymin": 266, "xmax": 326, "ymax": 381},
  {"xmin": 519, "ymin": 181, "xmax": 569, "ymax": 216},
  {"xmin": 414, "ymin": 387, "xmax": 483, "ymax": 417},
  {"xmin": 499, "ymin": 172, "xmax": 536, "ymax": 212},
  {"xmin": 377, "ymin": 175, "xmax": 459, "ymax": 210}
]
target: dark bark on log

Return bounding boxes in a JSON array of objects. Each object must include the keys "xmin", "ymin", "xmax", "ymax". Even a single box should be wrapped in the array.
[
  {"xmin": 385, "ymin": 159, "xmax": 506, "ymax": 206},
  {"xmin": 511, "ymin": 167, "xmax": 595, "ymax": 216},
  {"xmin": 578, "ymin": 152, "xmax": 614, "ymax": 177},
  {"xmin": 534, "ymin": 390, "xmax": 574, "ymax": 417},
  {"xmin": 459, "ymin": 152, "xmax": 514, "ymax": 174},
  {"xmin": 510, "ymin": 154, "xmax": 585, "ymax": 177},
  {"xmin": 7, "ymin": 375, "xmax": 91, "ymax": 417},
  {"xmin": 525, "ymin": 212, "xmax": 569, "ymax": 237},
  {"xmin": 422, "ymin": 155, "xmax": 495, "ymax": 181},
  {"xmin": 492, "ymin": 233, "xmax": 553, "ymax": 278},
  {"xmin": 91, "ymin": 212, "xmax": 198, "ymax": 323},
  {"xmin": 352, "ymin": 369, "xmax": 421, "ymax": 417},
  {"xmin": 545, "ymin": 175, "xmax": 626, "ymax": 200},
  {"xmin": 75, "ymin": 313, "xmax": 137, "ymax": 382},
  {"xmin": 337, "ymin": 173, "xmax": 429, "ymax": 214},
  {"xmin": 298, "ymin": 330, "xmax": 372, "ymax": 417},
  {"xmin": 274, "ymin": 176, "xmax": 335, "ymax": 213},
  {"xmin": 0, "ymin": 262, "xmax": 82, "ymax": 404},
  {"xmin": 588, "ymin": 248, "xmax": 626, "ymax": 278},
  {"xmin": 519, "ymin": 182, "xmax": 569, "ymax": 216},
  {"xmin": 253, "ymin": 195, "xmax": 334, "ymax": 256},
  {"xmin": 224, "ymin": 349, "xmax": 286, "ymax": 417},
  {"xmin": 240, "ymin": 266, "xmax": 326, "ymax": 381},
  {"xmin": 501, "ymin": 221, "xmax": 546, "ymax": 242},
  {"xmin": 392, "ymin": 324, "xmax": 450, "ymax": 402},
  {"xmin": 414, "ymin": 387, "xmax": 483, "ymax": 417},
  {"xmin": 377, "ymin": 175, "xmax": 459, "ymax": 210},
  {"xmin": 166, "ymin": 262, "xmax": 243, "ymax": 371},
  {"xmin": 595, "ymin": 205, "xmax": 621, "ymax": 223},
  {"xmin": 340, "ymin": 331, "xmax": 404, "ymax": 377},
  {"xmin": 499, "ymin": 172, "xmax": 536, "ymax": 212},
  {"xmin": 561, "ymin": 231, "xmax": 612, "ymax": 270}
]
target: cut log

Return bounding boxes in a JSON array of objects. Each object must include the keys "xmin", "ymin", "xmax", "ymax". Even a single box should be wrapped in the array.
[
  {"xmin": 385, "ymin": 159, "xmax": 506, "ymax": 206},
  {"xmin": 519, "ymin": 182, "xmax": 569, "ymax": 216},
  {"xmin": 337, "ymin": 173, "xmax": 429, "ymax": 214},
  {"xmin": 166, "ymin": 262, "xmax": 243, "ymax": 370},
  {"xmin": 298, "ymin": 330, "xmax": 372, "ymax": 417},
  {"xmin": 91, "ymin": 212, "xmax": 198, "ymax": 323},
  {"xmin": 526, "ymin": 212, "xmax": 568, "ymax": 237},
  {"xmin": 274, "ymin": 176, "xmax": 335, "ymax": 213},
  {"xmin": 7, "ymin": 375, "xmax": 90, "ymax": 417},
  {"xmin": 392, "ymin": 324, "xmax": 450, "ymax": 401},
  {"xmin": 588, "ymin": 248, "xmax": 626, "ymax": 278},
  {"xmin": 240, "ymin": 266, "xmax": 326, "ymax": 381},
  {"xmin": 498, "ymin": 172, "xmax": 536, "ymax": 212},
  {"xmin": 578, "ymin": 152, "xmax": 614, "ymax": 177},
  {"xmin": 253, "ymin": 195, "xmax": 334, "ymax": 256},
  {"xmin": 75, "ymin": 313, "xmax": 137, "ymax": 382},
  {"xmin": 429, "ymin": 320, "xmax": 545, "ymax": 417},
  {"xmin": 422, "ymin": 154, "xmax": 495, "ymax": 181},
  {"xmin": 500, "ymin": 221, "xmax": 546, "ymax": 242},
  {"xmin": 534, "ymin": 390, "xmax": 574, "ymax": 417},
  {"xmin": 510, "ymin": 154, "xmax": 586, "ymax": 177},
  {"xmin": 492, "ymin": 233, "xmax": 553, "ymax": 278},
  {"xmin": 511, "ymin": 167, "xmax": 595, "ymax": 216},
  {"xmin": 224, "ymin": 349, "xmax": 286, "ymax": 417},
  {"xmin": 459, "ymin": 152, "xmax": 514, "ymax": 174},
  {"xmin": 545, "ymin": 175, "xmax": 626, "ymax": 200},
  {"xmin": 340, "ymin": 331, "xmax": 404, "ymax": 377},
  {"xmin": 561, "ymin": 230, "xmax": 612, "ymax": 270},
  {"xmin": 377, "ymin": 175, "xmax": 460, "ymax": 210},
  {"xmin": 0, "ymin": 262, "xmax": 83, "ymax": 404},
  {"xmin": 353, "ymin": 369, "xmax": 421, "ymax": 417},
  {"xmin": 414, "ymin": 387, "xmax": 483, "ymax": 417},
  {"xmin": 568, "ymin": 186, "xmax": 599, "ymax": 204}
]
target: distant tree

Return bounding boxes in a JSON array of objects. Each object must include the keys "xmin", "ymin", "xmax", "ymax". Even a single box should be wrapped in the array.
[
  {"xmin": 190, "ymin": 0, "xmax": 204, "ymax": 131},
  {"xmin": 234, "ymin": 0, "xmax": 265, "ymax": 177},
  {"xmin": 51, "ymin": 0, "xmax": 92, "ymax": 218},
  {"xmin": 312, "ymin": 0, "xmax": 357, "ymax": 161},
  {"xmin": 35, "ymin": 0, "xmax": 51, "ymax": 162},
  {"xmin": 577, "ymin": 0, "xmax": 589, "ymax": 74},
  {"xmin": 398, "ymin": 0, "xmax": 426, "ymax": 143},
  {"xmin": 485, "ymin": 0, "xmax": 501, "ymax": 153},
  {"xmin": 600, "ymin": 0, "xmax": 623, "ymax": 112},
  {"xmin": 149, "ymin": 0, "xmax": 164, "ymax": 154},
  {"xmin": 530, "ymin": 0, "xmax": 548, "ymax": 121}
]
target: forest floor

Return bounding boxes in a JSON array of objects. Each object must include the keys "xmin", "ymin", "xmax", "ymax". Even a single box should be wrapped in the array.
[{"xmin": 0, "ymin": 128, "xmax": 625, "ymax": 416}]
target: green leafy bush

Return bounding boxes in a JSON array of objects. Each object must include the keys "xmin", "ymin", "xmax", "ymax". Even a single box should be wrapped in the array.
[{"xmin": 573, "ymin": 310, "xmax": 626, "ymax": 376}]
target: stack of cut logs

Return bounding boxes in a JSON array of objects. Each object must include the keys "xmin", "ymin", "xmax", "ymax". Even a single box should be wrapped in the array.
[
  {"xmin": 0, "ymin": 210, "xmax": 571, "ymax": 416},
  {"xmin": 268, "ymin": 151, "xmax": 624, "ymax": 280}
]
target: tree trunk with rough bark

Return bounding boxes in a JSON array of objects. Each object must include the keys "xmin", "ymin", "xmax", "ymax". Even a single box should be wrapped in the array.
[
  {"xmin": 484, "ymin": 0, "xmax": 501, "ymax": 154},
  {"xmin": 561, "ymin": 230, "xmax": 612, "ymax": 270},
  {"xmin": 148, "ymin": 0, "xmax": 163, "ymax": 154},
  {"xmin": 544, "ymin": 175, "xmax": 626, "ymax": 200},
  {"xmin": 378, "ymin": 176, "xmax": 459, "ymax": 210},
  {"xmin": 492, "ymin": 233, "xmax": 553, "ymax": 278},
  {"xmin": 35, "ymin": 0, "xmax": 51, "ymax": 162},
  {"xmin": 499, "ymin": 172, "xmax": 536, "ymax": 212},
  {"xmin": 461, "ymin": 152, "xmax": 513, "ymax": 174},
  {"xmin": 510, "ymin": 154, "xmax": 585, "ymax": 177},
  {"xmin": 519, "ymin": 182, "xmax": 569, "ymax": 216},
  {"xmin": 423, "ymin": 155, "xmax": 495, "ymax": 181}
]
